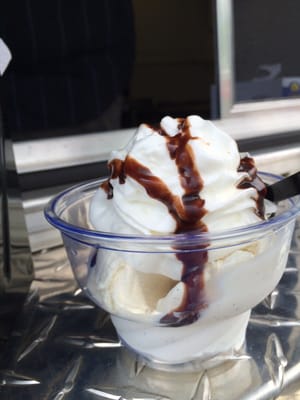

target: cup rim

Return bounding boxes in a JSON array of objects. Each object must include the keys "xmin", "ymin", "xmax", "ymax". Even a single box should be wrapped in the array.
[{"xmin": 44, "ymin": 171, "xmax": 300, "ymax": 245}]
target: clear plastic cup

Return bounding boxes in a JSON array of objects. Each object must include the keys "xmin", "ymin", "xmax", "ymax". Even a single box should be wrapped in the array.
[{"xmin": 45, "ymin": 172, "xmax": 300, "ymax": 371}]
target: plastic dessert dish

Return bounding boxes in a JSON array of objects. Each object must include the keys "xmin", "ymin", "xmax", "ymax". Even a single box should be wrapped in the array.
[
  {"xmin": 45, "ymin": 116, "xmax": 300, "ymax": 372},
  {"xmin": 45, "ymin": 172, "xmax": 299, "ymax": 371}
]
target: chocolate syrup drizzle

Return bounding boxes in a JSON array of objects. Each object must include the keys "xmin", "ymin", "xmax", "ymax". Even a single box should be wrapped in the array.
[
  {"xmin": 101, "ymin": 118, "xmax": 267, "ymax": 327},
  {"xmin": 237, "ymin": 156, "xmax": 267, "ymax": 219}
]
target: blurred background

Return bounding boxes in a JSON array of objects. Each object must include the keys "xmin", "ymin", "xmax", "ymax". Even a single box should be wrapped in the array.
[{"xmin": 0, "ymin": 0, "xmax": 214, "ymax": 140}]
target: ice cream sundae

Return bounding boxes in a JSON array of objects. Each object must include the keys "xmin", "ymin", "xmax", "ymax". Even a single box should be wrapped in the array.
[{"xmin": 45, "ymin": 115, "xmax": 298, "ymax": 370}]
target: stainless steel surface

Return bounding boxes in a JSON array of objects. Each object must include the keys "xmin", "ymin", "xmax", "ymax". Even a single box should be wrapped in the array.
[
  {"xmin": 13, "ymin": 129, "xmax": 134, "ymax": 174},
  {"xmin": 0, "ymin": 217, "xmax": 299, "ymax": 399},
  {"xmin": 13, "ymin": 125, "xmax": 300, "ymax": 176},
  {"xmin": 216, "ymin": 0, "xmax": 235, "ymax": 118},
  {"xmin": 216, "ymin": 0, "xmax": 300, "ymax": 119},
  {"xmin": 0, "ymin": 114, "xmax": 33, "ymax": 350}
]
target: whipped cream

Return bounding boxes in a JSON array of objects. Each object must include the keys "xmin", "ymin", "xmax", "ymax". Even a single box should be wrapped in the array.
[{"xmin": 90, "ymin": 115, "xmax": 265, "ymax": 236}]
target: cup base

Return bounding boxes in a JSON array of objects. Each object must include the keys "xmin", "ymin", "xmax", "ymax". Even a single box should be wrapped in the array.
[
  {"xmin": 127, "ymin": 345, "xmax": 247, "ymax": 373},
  {"xmin": 112, "ymin": 310, "xmax": 251, "ymax": 372}
]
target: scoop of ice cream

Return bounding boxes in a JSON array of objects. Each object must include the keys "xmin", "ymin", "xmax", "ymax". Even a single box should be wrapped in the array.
[
  {"xmin": 90, "ymin": 115, "xmax": 266, "ymax": 236},
  {"xmin": 88, "ymin": 115, "xmax": 267, "ymax": 327}
]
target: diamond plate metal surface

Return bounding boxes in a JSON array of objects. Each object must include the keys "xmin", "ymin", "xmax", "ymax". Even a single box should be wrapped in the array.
[{"xmin": 0, "ymin": 219, "xmax": 300, "ymax": 400}]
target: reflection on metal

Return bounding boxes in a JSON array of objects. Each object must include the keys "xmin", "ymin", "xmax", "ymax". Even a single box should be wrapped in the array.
[
  {"xmin": 262, "ymin": 289, "xmax": 280, "ymax": 310},
  {"xmin": 16, "ymin": 315, "xmax": 57, "ymax": 362},
  {"xmin": 264, "ymin": 333, "xmax": 287, "ymax": 391},
  {"xmin": 58, "ymin": 335, "xmax": 122, "ymax": 349},
  {"xmin": 216, "ymin": 0, "xmax": 234, "ymax": 118},
  {"xmin": 0, "ymin": 108, "xmax": 33, "ymax": 351},
  {"xmin": 85, "ymin": 386, "xmax": 171, "ymax": 400},
  {"xmin": 216, "ymin": 0, "xmax": 300, "ymax": 120},
  {"xmin": 0, "ymin": 370, "xmax": 40, "ymax": 387},
  {"xmin": 48, "ymin": 356, "xmax": 82, "ymax": 399}
]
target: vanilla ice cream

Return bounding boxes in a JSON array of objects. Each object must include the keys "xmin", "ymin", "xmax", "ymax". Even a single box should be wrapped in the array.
[{"xmin": 86, "ymin": 115, "xmax": 292, "ymax": 368}]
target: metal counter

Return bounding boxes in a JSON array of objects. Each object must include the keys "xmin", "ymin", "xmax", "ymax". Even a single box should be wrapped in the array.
[{"xmin": 0, "ymin": 218, "xmax": 299, "ymax": 399}]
